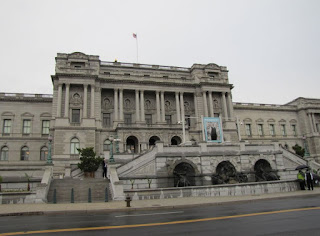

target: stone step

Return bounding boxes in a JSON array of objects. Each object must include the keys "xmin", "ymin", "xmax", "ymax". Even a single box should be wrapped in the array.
[{"xmin": 47, "ymin": 178, "xmax": 112, "ymax": 203}]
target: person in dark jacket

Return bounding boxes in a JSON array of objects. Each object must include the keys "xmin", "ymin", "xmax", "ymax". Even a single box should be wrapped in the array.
[
  {"xmin": 102, "ymin": 158, "xmax": 108, "ymax": 179},
  {"xmin": 305, "ymin": 169, "xmax": 314, "ymax": 190}
]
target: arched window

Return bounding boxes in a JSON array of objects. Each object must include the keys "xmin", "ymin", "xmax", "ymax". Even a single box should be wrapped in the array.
[
  {"xmin": 0, "ymin": 146, "xmax": 9, "ymax": 161},
  {"xmin": 40, "ymin": 146, "xmax": 48, "ymax": 161},
  {"xmin": 70, "ymin": 138, "xmax": 80, "ymax": 155},
  {"xmin": 21, "ymin": 146, "xmax": 29, "ymax": 161}
]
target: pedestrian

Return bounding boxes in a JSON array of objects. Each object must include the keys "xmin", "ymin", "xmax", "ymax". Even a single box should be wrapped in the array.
[
  {"xmin": 305, "ymin": 169, "xmax": 314, "ymax": 190},
  {"xmin": 297, "ymin": 170, "xmax": 305, "ymax": 190},
  {"xmin": 102, "ymin": 158, "xmax": 108, "ymax": 179}
]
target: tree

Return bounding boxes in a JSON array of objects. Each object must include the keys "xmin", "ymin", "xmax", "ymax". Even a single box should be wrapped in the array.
[
  {"xmin": 292, "ymin": 144, "xmax": 305, "ymax": 157},
  {"xmin": 77, "ymin": 147, "xmax": 103, "ymax": 173}
]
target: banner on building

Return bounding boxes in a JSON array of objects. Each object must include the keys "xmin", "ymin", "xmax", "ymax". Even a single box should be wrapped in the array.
[{"xmin": 203, "ymin": 117, "xmax": 223, "ymax": 143}]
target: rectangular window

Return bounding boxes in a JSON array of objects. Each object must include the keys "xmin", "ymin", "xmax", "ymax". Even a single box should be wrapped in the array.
[
  {"xmin": 281, "ymin": 124, "xmax": 286, "ymax": 136},
  {"xmin": 269, "ymin": 124, "xmax": 275, "ymax": 136},
  {"xmin": 257, "ymin": 124, "xmax": 264, "ymax": 136},
  {"xmin": 23, "ymin": 119, "xmax": 31, "ymax": 134},
  {"xmin": 145, "ymin": 114, "xmax": 152, "ymax": 125},
  {"xmin": 124, "ymin": 114, "xmax": 132, "ymax": 125},
  {"xmin": 291, "ymin": 124, "xmax": 297, "ymax": 136},
  {"xmin": 3, "ymin": 119, "xmax": 11, "ymax": 135},
  {"xmin": 165, "ymin": 115, "xmax": 172, "ymax": 124},
  {"xmin": 42, "ymin": 120, "xmax": 50, "ymax": 135},
  {"xmin": 72, "ymin": 109, "xmax": 80, "ymax": 123},
  {"xmin": 245, "ymin": 124, "xmax": 251, "ymax": 136},
  {"xmin": 103, "ymin": 113, "xmax": 111, "ymax": 127}
]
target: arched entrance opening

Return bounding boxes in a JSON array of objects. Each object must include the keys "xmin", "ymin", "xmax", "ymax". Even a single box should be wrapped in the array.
[
  {"xmin": 171, "ymin": 136, "xmax": 181, "ymax": 145},
  {"xmin": 212, "ymin": 161, "xmax": 248, "ymax": 185},
  {"xmin": 126, "ymin": 136, "xmax": 138, "ymax": 153},
  {"xmin": 173, "ymin": 162, "xmax": 195, "ymax": 187},
  {"xmin": 254, "ymin": 159, "xmax": 279, "ymax": 181},
  {"xmin": 149, "ymin": 136, "xmax": 160, "ymax": 147}
]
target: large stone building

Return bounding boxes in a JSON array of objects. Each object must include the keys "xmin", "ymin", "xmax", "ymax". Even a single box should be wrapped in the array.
[{"xmin": 1, "ymin": 52, "xmax": 320, "ymax": 183}]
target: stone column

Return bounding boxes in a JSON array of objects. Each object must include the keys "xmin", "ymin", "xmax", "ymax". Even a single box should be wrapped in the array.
[
  {"xmin": 90, "ymin": 85, "xmax": 95, "ymax": 118},
  {"xmin": 64, "ymin": 84, "xmax": 70, "ymax": 118},
  {"xmin": 156, "ymin": 91, "xmax": 161, "ymax": 123},
  {"xmin": 222, "ymin": 92, "xmax": 228, "ymax": 119},
  {"xmin": 119, "ymin": 89, "xmax": 124, "ymax": 121},
  {"xmin": 114, "ymin": 89, "xmax": 118, "ymax": 121},
  {"xmin": 202, "ymin": 91, "xmax": 208, "ymax": 117},
  {"xmin": 161, "ymin": 91, "xmax": 165, "ymax": 122},
  {"xmin": 194, "ymin": 93, "xmax": 199, "ymax": 127},
  {"xmin": 226, "ymin": 92, "xmax": 234, "ymax": 118},
  {"xmin": 308, "ymin": 113, "xmax": 315, "ymax": 133},
  {"xmin": 180, "ymin": 92, "xmax": 185, "ymax": 123},
  {"xmin": 208, "ymin": 91, "xmax": 214, "ymax": 117},
  {"xmin": 57, "ymin": 84, "xmax": 62, "ymax": 117},
  {"xmin": 135, "ymin": 90, "xmax": 140, "ymax": 122},
  {"xmin": 312, "ymin": 113, "xmax": 317, "ymax": 132},
  {"xmin": 140, "ymin": 90, "xmax": 145, "ymax": 122},
  {"xmin": 175, "ymin": 92, "xmax": 181, "ymax": 122},
  {"xmin": 83, "ymin": 84, "xmax": 88, "ymax": 118}
]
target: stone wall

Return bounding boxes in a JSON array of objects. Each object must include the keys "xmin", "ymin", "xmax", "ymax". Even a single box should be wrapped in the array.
[{"xmin": 125, "ymin": 180, "xmax": 299, "ymax": 200}]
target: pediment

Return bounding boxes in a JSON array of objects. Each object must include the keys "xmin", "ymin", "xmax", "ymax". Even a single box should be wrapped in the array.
[
  {"xmin": 40, "ymin": 112, "xmax": 51, "ymax": 117},
  {"xmin": 256, "ymin": 118, "xmax": 264, "ymax": 123},
  {"xmin": 68, "ymin": 52, "xmax": 89, "ymax": 60},
  {"xmin": 21, "ymin": 112, "xmax": 34, "ymax": 117},
  {"xmin": 205, "ymin": 63, "xmax": 220, "ymax": 70},
  {"xmin": 1, "ymin": 112, "xmax": 14, "ymax": 117}
]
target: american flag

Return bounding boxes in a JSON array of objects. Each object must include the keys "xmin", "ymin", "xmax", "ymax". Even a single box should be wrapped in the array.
[{"xmin": 133, "ymin": 33, "xmax": 137, "ymax": 38}]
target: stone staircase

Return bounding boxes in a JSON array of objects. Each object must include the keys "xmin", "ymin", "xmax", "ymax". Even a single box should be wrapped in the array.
[{"xmin": 47, "ymin": 178, "xmax": 111, "ymax": 203}]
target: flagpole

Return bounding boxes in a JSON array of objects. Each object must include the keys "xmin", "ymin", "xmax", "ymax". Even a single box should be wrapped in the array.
[{"xmin": 136, "ymin": 34, "xmax": 139, "ymax": 63}]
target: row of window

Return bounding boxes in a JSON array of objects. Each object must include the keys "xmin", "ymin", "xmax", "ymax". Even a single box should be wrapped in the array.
[
  {"xmin": 2, "ymin": 119, "xmax": 50, "ymax": 135},
  {"xmin": 0, "ymin": 146, "xmax": 48, "ymax": 161},
  {"xmin": 0, "ymin": 137, "xmax": 111, "ymax": 161},
  {"xmin": 244, "ymin": 124, "xmax": 297, "ymax": 137},
  {"xmin": 102, "ymin": 113, "xmax": 193, "ymax": 127}
]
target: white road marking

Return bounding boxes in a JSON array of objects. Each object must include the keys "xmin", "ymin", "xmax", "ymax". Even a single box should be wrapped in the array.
[{"xmin": 115, "ymin": 211, "xmax": 184, "ymax": 218}]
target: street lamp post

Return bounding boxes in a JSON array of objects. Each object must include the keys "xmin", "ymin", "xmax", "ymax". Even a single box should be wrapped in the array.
[
  {"xmin": 47, "ymin": 135, "xmax": 53, "ymax": 164},
  {"xmin": 303, "ymin": 135, "xmax": 310, "ymax": 157},
  {"xmin": 109, "ymin": 136, "xmax": 115, "ymax": 162}
]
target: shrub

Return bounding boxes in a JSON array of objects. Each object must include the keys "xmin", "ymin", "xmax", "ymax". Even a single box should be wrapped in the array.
[{"xmin": 77, "ymin": 147, "xmax": 103, "ymax": 172}]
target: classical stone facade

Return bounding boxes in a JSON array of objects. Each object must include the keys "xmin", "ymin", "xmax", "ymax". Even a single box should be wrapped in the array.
[{"xmin": 0, "ymin": 52, "xmax": 320, "ymax": 181}]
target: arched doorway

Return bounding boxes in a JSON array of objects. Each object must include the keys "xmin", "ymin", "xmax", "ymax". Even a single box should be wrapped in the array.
[
  {"xmin": 254, "ymin": 159, "xmax": 279, "ymax": 181},
  {"xmin": 149, "ymin": 136, "xmax": 160, "ymax": 147},
  {"xmin": 126, "ymin": 136, "xmax": 138, "ymax": 153},
  {"xmin": 173, "ymin": 162, "xmax": 195, "ymax": 187},
  {"xmin": 215, "ymin": 161, "xmax": 237, "ymax": 184},
  {"xmin": 171, "ymin": 136, "xmax": 181, "ymax": 145}
]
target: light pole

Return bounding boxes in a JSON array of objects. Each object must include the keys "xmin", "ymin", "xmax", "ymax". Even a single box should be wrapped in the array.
[
  {"xmin": 47, "ymin": 135, "xmax": 53, "ymax": 164},
  {"xmin": 303, "ymin": 135, "xmax": 310, "ymax": 157},
  {"xmin": 109, "ymin": 136, "xmax": 115, "ymax": 162},
  {"xmin": 178, "ymin": 120, "xmax": 186, "ymax": 144},
  {"xmin": 114, "ymin": 136, "xmax": 121, "ymax": 153}
]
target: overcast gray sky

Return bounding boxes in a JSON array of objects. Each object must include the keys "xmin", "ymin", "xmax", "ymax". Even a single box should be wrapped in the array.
[{"xmin": 0, "ymin": 0, "xmax": 319, "ymax": 104}]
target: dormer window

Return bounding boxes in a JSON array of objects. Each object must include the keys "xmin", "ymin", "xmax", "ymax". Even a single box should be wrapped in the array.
[{"xmin": 71, "ymin": 62, "xmax": 85, "ymax": 69}]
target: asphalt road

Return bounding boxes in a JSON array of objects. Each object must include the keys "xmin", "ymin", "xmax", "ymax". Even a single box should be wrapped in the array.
[{"xmin": 1, "ymin": 195, "xmax": 320, "ymax": 236}]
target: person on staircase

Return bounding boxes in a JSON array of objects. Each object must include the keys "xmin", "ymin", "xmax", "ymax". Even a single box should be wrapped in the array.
[{"xmin": 102, "ymin": 158, "xmax": 108, "ymax": 179}]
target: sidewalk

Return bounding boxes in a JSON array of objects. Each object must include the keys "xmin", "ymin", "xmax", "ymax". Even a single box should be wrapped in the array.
[{"xmin": 1, "ymin": 188, "xmax": 320, "ymax": 216}]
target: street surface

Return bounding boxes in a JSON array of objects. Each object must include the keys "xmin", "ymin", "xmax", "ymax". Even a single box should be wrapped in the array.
[{"xmin": 1, "ymin": 195, "xmax": 320, "ymax": 236}]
